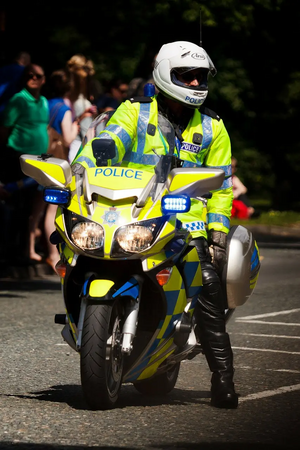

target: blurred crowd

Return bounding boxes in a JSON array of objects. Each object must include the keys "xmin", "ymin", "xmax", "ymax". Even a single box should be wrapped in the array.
[
  {"xmin": 0, "ymin": 50, "xmax": 156, "ymax": 273},
  {"xmin": 0, "ymin": 50, "xmax": 257, "ymax": 276}
]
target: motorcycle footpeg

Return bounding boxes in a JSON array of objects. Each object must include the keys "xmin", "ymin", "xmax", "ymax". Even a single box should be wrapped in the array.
[
  {"xmin": 173, "ymin": 312, "xmax": 192, "ymax": 347},
  {"xmin": 185, "ymin": 343, "xmax": 203, "ymax": 360},
  {"xmin": 54, "ymin": 314, "xmax": 67, "ymax": 324}
]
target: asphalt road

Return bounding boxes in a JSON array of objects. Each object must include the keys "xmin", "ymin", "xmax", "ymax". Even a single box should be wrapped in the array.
[{"xmin": 0, "ymin": 244, "xmax": 300, "ymax": 450}]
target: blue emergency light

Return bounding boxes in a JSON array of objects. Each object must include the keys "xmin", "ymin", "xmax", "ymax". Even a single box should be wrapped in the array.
[
  {"xmin": 43, "ymin": 188, "xmax": 70, "ymax": 205},
  {"xmin": 161, "ymin": 194, "xmax": 191, "ymax": 214}
]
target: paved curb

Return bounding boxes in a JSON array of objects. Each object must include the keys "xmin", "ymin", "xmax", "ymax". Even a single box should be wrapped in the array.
[
  {"xmin": 0, "ymin": 260, "xmax": 58, "ymax": 281},
  {"xmin": 246, "ymin": 224, "xmax": 300, "ymax": 238}
]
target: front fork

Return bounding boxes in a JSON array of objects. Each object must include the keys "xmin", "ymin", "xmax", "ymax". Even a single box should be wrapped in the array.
[{"xmin": 75, "ymin": 276, "xmax": 141, "ymax": 354}]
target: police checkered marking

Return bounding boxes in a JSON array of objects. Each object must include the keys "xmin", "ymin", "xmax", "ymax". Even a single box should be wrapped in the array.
[
  {"xmin": 182, "ymin": 221, "xmax": 205, "ymax": 232},
  {"xmin": 164, "ymin": 289, "xmax": 186, "ymax": 316},
  {"xmin": 189, "ymin": 285, "xmax": 202, "ymax": 298},
  {"xmin": 124, "ymin": 329, "xmax": 172, "ymax": 381},
  {"xmin": 182, "ymin": 247, "xmax": 202, "ymax": 297},
  {"xmin": 182, "ymin": 261, "xmax": 200, "ymax": 289},
  {"xmin": 161, "ymin": 312, "xmax": 182, "ymax": 338}
]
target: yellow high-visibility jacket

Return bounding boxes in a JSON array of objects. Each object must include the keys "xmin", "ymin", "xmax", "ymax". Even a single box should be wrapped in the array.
[{"xmin": 73, "ymin": 96, "xmax": 233, "ymax": 238}]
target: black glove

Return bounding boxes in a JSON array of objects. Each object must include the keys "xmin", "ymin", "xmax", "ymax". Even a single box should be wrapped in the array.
[{"xmin": 207, "ymin": 230, "xmax": 227, "ymax": 276}]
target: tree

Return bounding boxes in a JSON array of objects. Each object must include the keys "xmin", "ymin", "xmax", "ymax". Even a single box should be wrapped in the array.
[{"xmin": 1, "ymin": 0, "xmax": 299, "ymax": 209}]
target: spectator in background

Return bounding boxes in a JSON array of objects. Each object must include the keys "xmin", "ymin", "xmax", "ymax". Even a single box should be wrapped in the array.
[
  {"xmin": 65, "ymin": 54, "xmax": 98, "ymax": 162},
  {"xmin": 0, "ymin": 63, "xmax": 49, "ymax": 263},
  {"xmin": 231, "ymin": 156, "xmax": 260, "ymax": 219},
  {"xmin": 0, "ymin": 51, "xmax": 31, "ymax": 119},
  {"xmin": 44, "ymin": 69, "xmax": 80, "ymax": 272},
  {"xmin": 127, "ymin": 53, "xmax": 158, "ymax": 98},
  {"xmin": 95, "ymin": 78, "xmax": 128, "ymax": 113},
  {"xmin": 47, "ymin": 69, "xmax": 80, "ymax": 159}
]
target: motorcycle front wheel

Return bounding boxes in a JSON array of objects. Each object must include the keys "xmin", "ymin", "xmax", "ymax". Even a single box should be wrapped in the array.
[
  {"xmin": 80, "ymin": 301, "xmax": 124, "ymax": 410},
  {"xmin": 133, "ymin": 362, "xmax": 180, "ymax": 396}
]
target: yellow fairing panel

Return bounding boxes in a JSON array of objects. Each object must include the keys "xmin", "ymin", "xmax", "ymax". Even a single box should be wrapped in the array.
[
  {"xmin": 86, "ymin": 167, "xmax": 153, "ymax": 190},
  {"xmin": 169, "ymin": 172, "xmax": 214, "ymax": 192},
  {"xmin": 23, "ymin": 158, "xmax": 69, "ymax": 185},
  {"xmin": 62, "ymin": 245, "xmax": 75, "ymax": 265},
  {"xmin": 180, "ymin": 247, "xmax": 202, "ymax": 307},
  {"xmin": 90, "ymin": 280, "xmax": 115, "ymax": 297},
  {"xmin": 137, "ymin": 266, "xmax": 187, "ymax": 380},
  {"xmin": 145, "ymin": 251, "xmax": 168, "ymax": 270}
]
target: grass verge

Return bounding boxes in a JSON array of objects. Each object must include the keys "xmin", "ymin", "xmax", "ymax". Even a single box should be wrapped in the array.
[{"xmin": 231, "ymin": 210, "xmax": 300, "ymax": 228}]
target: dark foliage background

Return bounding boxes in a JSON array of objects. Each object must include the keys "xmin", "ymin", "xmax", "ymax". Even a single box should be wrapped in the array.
[{"xmin": 1, "ymin": 0, "xmax": 299, "ymax": 210}]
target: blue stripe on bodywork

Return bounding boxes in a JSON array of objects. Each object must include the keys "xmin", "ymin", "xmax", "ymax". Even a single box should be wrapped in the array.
[
  {"xmin": 251, "ymin": 247, "xmax": 259, "ymax": 271},
  {"xmin": 83, "ymin": 279, "xmax": 89, "ymax": 295},
  {"xmin": 112, "ymin": 278, "xmax": 139, "ymax": 299}
]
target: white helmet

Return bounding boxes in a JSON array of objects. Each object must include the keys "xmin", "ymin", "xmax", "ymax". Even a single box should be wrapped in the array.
[{"xmin": 153, "ymin": 41, "xmax": 217, "ymax": 108}]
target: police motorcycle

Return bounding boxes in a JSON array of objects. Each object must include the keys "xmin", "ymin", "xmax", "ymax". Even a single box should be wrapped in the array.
[{"xmin": 19, "ymin": 111, "xmax": 260, "ymax": 411}]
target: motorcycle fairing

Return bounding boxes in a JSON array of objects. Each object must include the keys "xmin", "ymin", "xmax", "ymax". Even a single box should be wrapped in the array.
[
  {"xmin": 250, "ymin": 242, "xmax": 260, "ymax": 289},
  {"xmin": 125, "ymin": 248, "xmax": 203, "ymax": 381},
  {"xmin": 225, "ymin": 225, "xmax": 261, "ymax": 308},
  {"xmin": 167, "ymin": 167, "xmax": 225, "ymax": 197},
  {"xmin": 19, "ymin": 155, "xmax": 72, "ymax": 187},
  {"xmin": 88, "ymin": 279, "xmax": 115, "ymax": 298},
  {"xmin": 124, "ymin": 260, "xmax": 199, "ymax": 382},
  {"xmin": 112, "ymin": 278, "xmax": 139, "ymax": 300},
  {"xmin": 84, "ymin": 166, "xmax": 154, "ymax": 202},
  {"xmin": 180, "ymin": 246, "xmax": 202, "ymax": 301}
]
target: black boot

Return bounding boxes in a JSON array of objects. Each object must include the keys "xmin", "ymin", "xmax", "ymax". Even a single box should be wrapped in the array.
[
  {"xmin": 196, "ymin": 297, "xmax": 238, "ymax": 408},
  {"xmin": 191, "ymin": 237, "xmax": 238, "ymax": 408},
  {"xmin": 211, "ymin": 370, "xmax": 238, "ymax": 409}
]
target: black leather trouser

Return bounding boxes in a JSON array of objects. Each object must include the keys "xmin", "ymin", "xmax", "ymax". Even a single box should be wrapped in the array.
[{"xmin": 191, "ymin": 237, "xmax": 234, "ymax": 385}]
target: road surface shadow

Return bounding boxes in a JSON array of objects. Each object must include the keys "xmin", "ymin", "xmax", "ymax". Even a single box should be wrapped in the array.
[{"xmin": 4, "ymin": 383, "xmax": 211, "ymax": 410}]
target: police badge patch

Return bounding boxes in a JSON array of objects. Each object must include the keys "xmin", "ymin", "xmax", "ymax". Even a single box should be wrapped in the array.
[
  {"xmin": 181, "ymin": 142, "xmax": 201, "ymax": 154},
  {"xmin": 102, "ymin": 207, "xmax": 121, "ymax": 227}
]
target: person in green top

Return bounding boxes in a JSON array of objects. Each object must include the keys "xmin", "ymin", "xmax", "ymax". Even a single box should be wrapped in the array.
[
  {"xmin": 0, "ymin": 63, "xmax": 49, "ymax": 183},
  {"xmin": 0, "ymin": 63, "xmax": 49, "ymax": 262}
]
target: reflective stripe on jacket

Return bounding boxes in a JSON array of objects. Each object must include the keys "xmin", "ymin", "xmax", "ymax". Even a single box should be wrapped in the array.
[{"xmin": 73, "ymin": 96, "xmax": 233, "ymax": 237}]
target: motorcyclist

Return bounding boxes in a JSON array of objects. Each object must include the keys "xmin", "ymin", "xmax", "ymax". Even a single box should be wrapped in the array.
[{"xmin": 72, "ymin": 41, "xmax": 237, "ymax": 408}]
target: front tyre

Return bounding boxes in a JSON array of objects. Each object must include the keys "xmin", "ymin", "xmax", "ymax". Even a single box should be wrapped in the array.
[
  {"xmin": 80, "ymin": 301, "xmax": 124, "ymax": 410},
  {"xmin": 133, "ymin": 363, "xmax": 180, "ymax": 396}
]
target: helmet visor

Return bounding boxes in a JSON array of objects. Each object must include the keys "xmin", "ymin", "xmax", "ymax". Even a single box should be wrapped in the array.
[{"xmin": 172, "ymin": 68, "xmax": 208, "ymax": 89}]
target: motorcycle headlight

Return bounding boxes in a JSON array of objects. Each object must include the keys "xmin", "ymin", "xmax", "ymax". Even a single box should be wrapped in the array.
[
  {"xmin": 71, "ymin": 222, "xmax": 104, "ymax": 250},
  {"xmin": 112, "ymin": 218, "xmax": 163, "ymax": 256}
]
